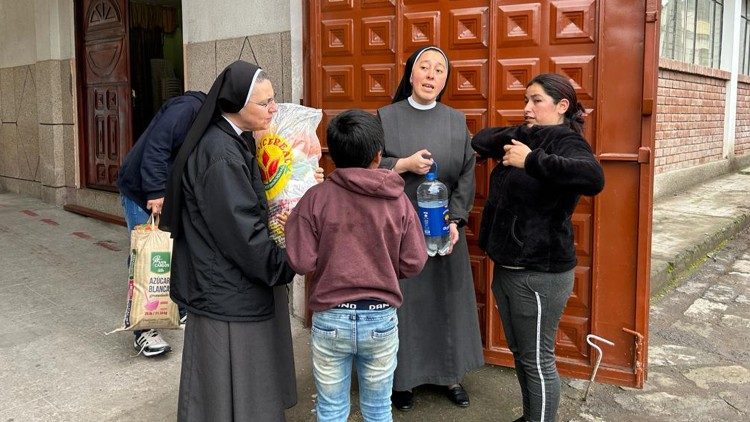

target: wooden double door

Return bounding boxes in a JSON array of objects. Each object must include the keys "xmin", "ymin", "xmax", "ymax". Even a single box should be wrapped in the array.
[
  {"xmin": 305, "ymin": 0, "xmax": 659, "ymax": 388},
  {"xmin": 76, "ymin": 0, "xmax": 132, "ymax": 191}
]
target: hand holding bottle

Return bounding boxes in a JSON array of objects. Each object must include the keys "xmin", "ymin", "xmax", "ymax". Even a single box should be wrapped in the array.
[{"xmin": 395, "ymin": 149, "xmax": 434, "ymax": 174}]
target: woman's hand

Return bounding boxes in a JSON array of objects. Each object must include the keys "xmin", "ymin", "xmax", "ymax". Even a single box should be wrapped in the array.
[
  {"xmin": 444, "ymin": 222, "xmax": 459, "ymax": 255},
  {"xmin": 277, "ymin": 211, "xmax": 290, "ymax": 229},
  {"xmin": 314, "ymin": 167, "xmax": 325, "ymax": 183},
  {"xmin": 394, "ymin": 149, "xmax": 434, "ymax": 175},
  {"xmin": 502, "ymin": 139, "xmax": 531, "ymax": 168}
]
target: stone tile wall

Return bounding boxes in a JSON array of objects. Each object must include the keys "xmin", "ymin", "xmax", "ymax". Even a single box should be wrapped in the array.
[
  {"xmin": 184, "ymin": 31, "xmax": 293, "ymax": 101},
  {"xmin": 0, "ymin": 64, "xmax": 41, "ymax": 197},
  {"xmin": 0, "ymin": 59, "xmax": 78, "ymax": 205},
  {"xmin": 36, "ymin": 59, "xmax": 76, "ymax": 204}
]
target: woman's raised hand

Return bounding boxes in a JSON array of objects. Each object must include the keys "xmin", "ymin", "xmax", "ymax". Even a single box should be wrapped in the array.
[{"xmin": 502, "ymin": 140, "xmax": 531, "ymax": 169}]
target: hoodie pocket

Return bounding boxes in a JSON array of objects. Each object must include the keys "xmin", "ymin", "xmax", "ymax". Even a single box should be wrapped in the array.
[
  {"xmin": 484, "ymin": 208, "xmax": 524, "ymax": 263},
  {"xmin": 510, "ymin": 215, "xmax": 524, "ymax": 247}
]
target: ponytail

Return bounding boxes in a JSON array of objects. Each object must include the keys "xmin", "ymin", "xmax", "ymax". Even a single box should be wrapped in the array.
[{"xmin": 567, "ymin": 101, "xmax": 586, "ymax": 135}]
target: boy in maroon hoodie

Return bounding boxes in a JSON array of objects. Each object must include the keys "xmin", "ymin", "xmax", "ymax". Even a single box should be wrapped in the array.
[{"xmin": 285, "ymin": 109, "xmax": 427, "ymax": 421}]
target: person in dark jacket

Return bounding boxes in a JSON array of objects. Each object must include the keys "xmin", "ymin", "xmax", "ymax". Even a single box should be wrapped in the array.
[
  {"xmin": 285, "ymin": 109, "xmax": 427, "ymax": 422},
  {"xmin": 161, "ymin": 61, "xmax": 297, "ymax": 421},
  {"xmin": 117, "ymin": 90, "xmax": 206, "ymax": 357},
  {"xmin": 471, "ymin": 73, "xmax": 604, "ymax": 422}
]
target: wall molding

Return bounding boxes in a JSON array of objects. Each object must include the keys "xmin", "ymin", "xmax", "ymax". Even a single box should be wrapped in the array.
[{"xmin": 659, "ymin": 58, "xmax": 731, "ymax": 81}]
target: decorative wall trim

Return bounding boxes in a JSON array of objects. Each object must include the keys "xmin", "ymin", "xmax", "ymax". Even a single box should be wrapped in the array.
[{"xmin": 658, "ymin": 58, "xmax": 731, "ymax": 81}]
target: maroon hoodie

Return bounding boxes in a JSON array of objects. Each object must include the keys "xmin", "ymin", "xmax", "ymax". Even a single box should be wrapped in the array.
[{"xmin": 285, "ymin": 167, "xmax": 427, "ymax": 312}]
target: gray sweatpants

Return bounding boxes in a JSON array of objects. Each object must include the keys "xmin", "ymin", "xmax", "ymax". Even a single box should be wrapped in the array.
[{"xmin": 492, "ymin": 267, "xmax": 575, "ymax": 422}]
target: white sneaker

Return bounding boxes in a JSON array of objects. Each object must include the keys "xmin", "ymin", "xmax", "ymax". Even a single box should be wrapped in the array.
[{"xmin": 133, "ymin": 329, "xmax": 171, "ymax": 357}]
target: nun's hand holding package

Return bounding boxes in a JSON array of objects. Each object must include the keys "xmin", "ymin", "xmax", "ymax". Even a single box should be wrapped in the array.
[{"xmin": 254, "ymin": 103, "xmax": 323, "ymax": 247}]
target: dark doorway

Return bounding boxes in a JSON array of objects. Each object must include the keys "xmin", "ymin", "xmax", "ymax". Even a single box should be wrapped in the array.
[{"xmin": 128, "ymin": 0, "xmax": 184, "ymax": 141}]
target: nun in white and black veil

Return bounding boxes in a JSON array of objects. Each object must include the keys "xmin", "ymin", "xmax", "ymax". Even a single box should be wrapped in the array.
[
  {"xmin": 378, "ymin": 46, "xmax": 484, "ymax": 410},
  {"xmin": 161, "ymin": 60, "xmax": 297, "ymax": 421}
]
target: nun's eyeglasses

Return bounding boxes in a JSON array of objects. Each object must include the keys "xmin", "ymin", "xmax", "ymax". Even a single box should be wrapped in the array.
[{"xmin": 248, "ymin": 97, "xmax": 277, "ymax": 108}]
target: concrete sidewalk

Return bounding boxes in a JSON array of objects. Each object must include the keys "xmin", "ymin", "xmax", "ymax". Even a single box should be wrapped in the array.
[
  {"xmin": 0, "ymin": 166, "xmax": 748, "ymax": 421},
  {"xmin": 650, "ymin": 167, "xmax": 750, "ymax": 294}
]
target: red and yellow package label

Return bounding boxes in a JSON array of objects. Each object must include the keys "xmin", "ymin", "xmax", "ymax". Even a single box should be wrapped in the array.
[{"xmin": 257, "ymin": 133, "xmax": 293, "ymax": 200}]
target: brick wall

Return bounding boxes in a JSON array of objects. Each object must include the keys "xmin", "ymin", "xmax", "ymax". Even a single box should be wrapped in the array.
[
  {"xmin": 735, "ymin": 76, "xmax": 750, "ymax": 158},
  {"xmin": 655, "ymin": 59, "xmax": 729, "ymax": 174}
]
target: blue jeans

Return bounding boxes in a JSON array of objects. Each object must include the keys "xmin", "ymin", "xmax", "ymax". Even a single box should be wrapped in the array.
[
  {"xmin": 311, "ymin": 307, "xmax": 399, "ymax": 422},
  {"xmin": 120, "ymin": 195, "xmax": 185, "ymax": 338}
]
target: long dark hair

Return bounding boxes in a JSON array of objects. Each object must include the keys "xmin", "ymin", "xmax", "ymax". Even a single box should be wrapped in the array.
[{"xmin": 527, "ymin": 73, "xmax": 585, "ymax": 135}]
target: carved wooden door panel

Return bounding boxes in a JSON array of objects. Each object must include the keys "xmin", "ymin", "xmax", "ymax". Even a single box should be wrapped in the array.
[
  {"xmin": 306, "ymin": 0, "xmax": 657, "ymax": 387},
  {"xmin": 79, "ymin": 0, "xmax": 131, "ymax": 191},
  {"xmin": 487, "ymin": 0, "xmax": 599, "ymax": 373}
]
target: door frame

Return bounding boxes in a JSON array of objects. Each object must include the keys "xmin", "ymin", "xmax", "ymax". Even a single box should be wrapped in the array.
[{"xmin": 73, "ymin": 0, "xmax": 133, "ymax": 193}]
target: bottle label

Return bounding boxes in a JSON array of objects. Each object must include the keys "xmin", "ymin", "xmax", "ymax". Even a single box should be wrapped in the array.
[{"xmin": 418, "ymin": 205, "xmax": 449, "ymax": 237}]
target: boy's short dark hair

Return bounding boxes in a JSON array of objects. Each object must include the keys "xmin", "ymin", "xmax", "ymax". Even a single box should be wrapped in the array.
[{"xmin": 326, "ymin": 109, "xmax": 384, "ymax": 168}]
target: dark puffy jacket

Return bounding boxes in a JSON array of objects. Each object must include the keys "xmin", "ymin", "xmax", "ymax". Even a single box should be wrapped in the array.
[
  {"xmin": 170, "ymin": 119, "xmax": 295, "ymax": 321},
  {"xmin": 471, "ymin": 124, "xmax": 604, "ymax": 272},
  {"xmin": 117, "ymin": 91, "xmax": 206, "ymax": 211}
]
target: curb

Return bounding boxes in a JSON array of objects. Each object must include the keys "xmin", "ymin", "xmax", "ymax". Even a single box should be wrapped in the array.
[{"xmin": 650, "ymin": 212, "xmax": 750, "ymax": 296}]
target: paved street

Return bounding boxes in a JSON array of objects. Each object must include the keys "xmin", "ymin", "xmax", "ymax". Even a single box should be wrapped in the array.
[
  {"xmin": 557, "ymin": 226, "xmax": 750, "ymax": 421},
  {"xmin": 0, "ymin": 182, "xmax": 748, "ymax": 421}
]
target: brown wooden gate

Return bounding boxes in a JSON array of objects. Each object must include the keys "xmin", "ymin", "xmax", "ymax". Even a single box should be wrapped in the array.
[
  {"xmin": 76, "ymin": 0, "xmax": 132, "ymax": 191},
  {"xmin": 305, "ymin": 0, "xmax": 658, "ymax": 388}
]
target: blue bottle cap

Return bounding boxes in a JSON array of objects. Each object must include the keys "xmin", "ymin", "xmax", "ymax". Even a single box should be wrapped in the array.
[{"xmin": 425, "ymin": 162, "xmax": 438, "ymax": 180}]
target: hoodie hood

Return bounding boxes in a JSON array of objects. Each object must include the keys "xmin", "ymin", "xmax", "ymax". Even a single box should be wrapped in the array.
[{"xmin": 327, "ymin": 168, "xmax": 404, "ymax": 199}]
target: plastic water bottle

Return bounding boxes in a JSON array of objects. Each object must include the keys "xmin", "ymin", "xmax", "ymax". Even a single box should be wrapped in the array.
[{"xmin": 417, "ymin": 165, "xmax": 450, "ymax": 257}]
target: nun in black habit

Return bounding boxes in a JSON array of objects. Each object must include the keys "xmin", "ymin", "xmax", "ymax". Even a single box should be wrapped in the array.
[
  {"xmin": 161, "ymin": 60, "xmax": 297, "ymax": 421},
  {"xmin": 377, "ymin": 46, "xmax": 484, "ymax": 410}
]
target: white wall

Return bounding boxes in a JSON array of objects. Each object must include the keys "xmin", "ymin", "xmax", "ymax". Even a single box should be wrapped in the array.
[
  {"xmin": 0, "ymin": 0, "xmax": 38, "ymax": 67},
  {"xmin": 288, "ymin": 0, "xmax": 303, "ymax": 103},
  {"xmin": 0, "ymin": 0, "xmax": 75, "ymax": 68},
  {"xmin": 182, "ymin": 0, "xmax": 291, "ymax": 44},
  {"xmin": 34, "ymin": 0, "xmax": 75, "ymax": 62}
]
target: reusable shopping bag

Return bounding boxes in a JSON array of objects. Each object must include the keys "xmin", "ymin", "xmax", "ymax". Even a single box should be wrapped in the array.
[{"xmin": 110, "ymin": 215, "xmax": 180, "ymax": 333}]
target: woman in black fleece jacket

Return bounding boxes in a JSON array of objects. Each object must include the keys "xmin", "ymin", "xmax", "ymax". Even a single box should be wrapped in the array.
[{"xmin": 471, "ymin": 73, "xmax": 604, "ymax": 422}]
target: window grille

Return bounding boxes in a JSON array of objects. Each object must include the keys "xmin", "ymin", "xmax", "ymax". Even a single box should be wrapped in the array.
[{"xmin": 660, "ymin": 0, "xmax": 724, "ymax": 68}]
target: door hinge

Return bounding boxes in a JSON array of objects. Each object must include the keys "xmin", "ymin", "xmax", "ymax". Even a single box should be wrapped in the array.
[
  {"xmin": 642, "ymin": 98, "xmax": 654, "ymax": 116},
  {"xmin": 646, "ymin": 0, "xmax": 659, "ymax": 22},
  {"xmin": 622, "ymin": 327, "xmax": 645, "ymax": 386},
  {"xmin": 637, "ymin": 147, "xmax": 651, "ymax": 164}
]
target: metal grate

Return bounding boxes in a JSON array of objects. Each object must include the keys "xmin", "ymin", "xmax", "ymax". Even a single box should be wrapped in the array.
[{"xmin": 660, "ymin": 0, "xmax": 724, "ymax": 68}]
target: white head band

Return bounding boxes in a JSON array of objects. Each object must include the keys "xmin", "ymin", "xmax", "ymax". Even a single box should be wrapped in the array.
[{"xmin": 244, "ymin": 68, "xmax": 262, "ymax": 106}]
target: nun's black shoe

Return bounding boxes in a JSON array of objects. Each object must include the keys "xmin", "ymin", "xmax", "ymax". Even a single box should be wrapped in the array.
[
  {"xmin": 446, "ymin": 384, "xmax": 470, "ymax": 407},
  {"xmin": 512, "ymin": 417, "xmax": 526, "ymax": 422},
  {"xmin": 391, "ymin": 390, "xmax": 413, "ymax": 411}
]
